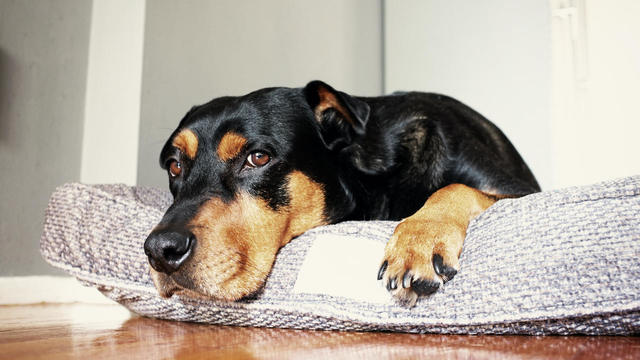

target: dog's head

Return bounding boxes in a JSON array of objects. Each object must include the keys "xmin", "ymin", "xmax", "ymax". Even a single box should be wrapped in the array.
[{"xmin": 144, "ymin": 81, "xmax": 373, "ymax": 300}]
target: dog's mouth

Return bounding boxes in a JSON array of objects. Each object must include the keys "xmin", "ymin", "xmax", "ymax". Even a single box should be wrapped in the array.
[
  {"xmin": 149, "ymin": 268, "xmax": 222, "ymax": 300},
  {"xmin": 149, "ymin": 269, "xmax": 183, "ymax": 298},
  {"xmin": 146, "ymin": 270, "xmax": 215, "ymax": 301}
]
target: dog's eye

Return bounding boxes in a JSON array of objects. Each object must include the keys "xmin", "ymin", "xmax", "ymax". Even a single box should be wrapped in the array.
[
  {"xmin": 168, "ymin": 160, "xmax": 182, "ymax": 177},
  {"xmin": 246, "ymin": 152, "xmax": 270, "ymax": 168}
]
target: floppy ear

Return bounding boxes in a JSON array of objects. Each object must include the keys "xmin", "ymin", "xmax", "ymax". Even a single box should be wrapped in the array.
[{"xmin": 304, "ymin": 80, "xmax": 370, "ymax": 150}]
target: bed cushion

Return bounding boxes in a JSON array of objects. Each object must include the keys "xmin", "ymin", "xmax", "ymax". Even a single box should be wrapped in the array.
[{"xmin": 40, "ymin": 176, "xmax": 640, "ymax": 335}]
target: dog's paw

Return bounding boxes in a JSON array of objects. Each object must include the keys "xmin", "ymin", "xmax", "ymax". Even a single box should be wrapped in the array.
[{"xmin": 378, "ymin": 218, "xmax": 464, "ymax": 307}]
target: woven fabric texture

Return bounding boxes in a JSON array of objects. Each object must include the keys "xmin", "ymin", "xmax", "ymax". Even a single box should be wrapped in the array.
[{"xmin": 40, "ymin": 176, "xmax": 640, "ymax": 335}]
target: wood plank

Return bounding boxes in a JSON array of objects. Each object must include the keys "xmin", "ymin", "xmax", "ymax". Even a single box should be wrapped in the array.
[{"xmin": 0, "ymin": 304, "xmax": 638, "ymax": 359}]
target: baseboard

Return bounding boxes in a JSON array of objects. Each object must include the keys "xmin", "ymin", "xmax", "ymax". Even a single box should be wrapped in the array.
[{"xmin": 0, "ymin": 276, "xmax": 114, "ymax": 305}]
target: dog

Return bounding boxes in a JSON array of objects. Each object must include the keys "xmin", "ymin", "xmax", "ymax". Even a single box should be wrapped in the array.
[{"xmin": 144, "ymin": 80, "xmax": 540, "ymax": 307}]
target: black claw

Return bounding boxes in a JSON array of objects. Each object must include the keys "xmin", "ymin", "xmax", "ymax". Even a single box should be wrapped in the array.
[
  {"xmin": 377, "ymin": 260, "xmax": 388, "ymax": 280},
  {"xmin": 402, "ymin": 271, "xmax": 413, "ymax": 289},
  {"xmin": 432, "ymin": 254, "xmax": 458, "ymax": 282},
  {"xmin": 411, "ymin": 278, "xmax": 440, "ymax": 296},
  {"xmin": 387, "ymin": 277, "xmax": 398, "ymax": 291}
]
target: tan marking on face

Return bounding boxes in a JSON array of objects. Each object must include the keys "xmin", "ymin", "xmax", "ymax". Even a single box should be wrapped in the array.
[
  {"xmin": 282, "ymin": 171, "xmax": 327, "ymax": 242},
  {"xmin": 314, "ymin": 87, "xmax": 356, "ymax": 127},
  {"xmin": 172, "ymin": 129, "xmax": 198, "ymax": 159},
  {"xmin": 217, "ymin": 132, "xmax": 248, "ymax": 162},
  {"xmin": 162, "ymin": 171, "xmax": 327, "ymax": 301}
]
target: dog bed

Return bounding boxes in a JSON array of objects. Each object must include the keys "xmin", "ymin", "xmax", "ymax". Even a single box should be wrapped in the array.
[{"xmin": 40, "ymin": 176, "xmax": 640, "ymax": 335}]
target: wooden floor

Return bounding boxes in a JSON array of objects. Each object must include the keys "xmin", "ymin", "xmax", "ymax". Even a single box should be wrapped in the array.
[{"xmin": 0, "ymin": 304, "xmax": 638, "ymax": 359}]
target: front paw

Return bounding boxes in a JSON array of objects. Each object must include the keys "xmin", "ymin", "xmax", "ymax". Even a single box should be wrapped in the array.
[{"xmin": 378, "ymin": 219, "xmax": 464, "ymax": 307}]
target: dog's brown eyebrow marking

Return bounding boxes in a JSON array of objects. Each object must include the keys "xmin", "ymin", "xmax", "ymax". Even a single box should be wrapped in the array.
[
  {"xmin": 172, "ymin": 129, "xmax": 199, "ymax": 159},
  {"xmin": 217, "ymin": 132, "xmax": 247, "ymax": 162}
]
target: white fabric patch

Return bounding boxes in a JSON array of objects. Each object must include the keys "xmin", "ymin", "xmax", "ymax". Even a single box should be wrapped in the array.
[{"xmin": 292, "ymin": 235, "xmax": 391, "ymax": 304}]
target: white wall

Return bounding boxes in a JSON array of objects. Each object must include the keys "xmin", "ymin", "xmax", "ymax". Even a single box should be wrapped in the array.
[
  {"xmin": 550, "ymin": 0, "xmax": 640, "ymax": 188},
  {"xmin": 385, "ymin": 0, "xmax": 640, "ymax": 190},
  {"xmin": 384, "ymin": 0, "xmax": 553, "ymax": 189},
  {"xmin": 136, "ymin": 0, "xmax": 383, "ymax": 188},
  {"xmin": 81, "ymin": 0, "xmax": 146, "ymax": 185}
]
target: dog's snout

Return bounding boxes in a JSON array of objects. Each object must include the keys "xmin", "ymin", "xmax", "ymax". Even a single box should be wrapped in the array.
[{"xmin": 144, "ymin": 230, "xmax": 195, "ymax": 274}]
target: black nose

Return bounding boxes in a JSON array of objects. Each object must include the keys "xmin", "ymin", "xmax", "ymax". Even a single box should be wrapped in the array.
[{"xmin": 144, "ymin": 230, "xmax": 195, "ymax": 274}]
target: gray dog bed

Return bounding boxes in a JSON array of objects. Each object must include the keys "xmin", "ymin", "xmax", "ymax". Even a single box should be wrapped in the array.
[{"xmin": 40, "ymin": 176, "xmax": 640, "ymax": 335}]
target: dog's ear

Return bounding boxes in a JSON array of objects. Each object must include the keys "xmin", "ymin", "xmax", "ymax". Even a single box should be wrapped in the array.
[{"xmin": 304, "ymin": 80, "xmax": 370, "ymax": 150}]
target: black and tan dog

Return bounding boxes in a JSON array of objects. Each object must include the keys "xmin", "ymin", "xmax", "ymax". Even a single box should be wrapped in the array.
[{"xmin": 144, "ymin": 81, "xmax": 539, "ymax": 306}]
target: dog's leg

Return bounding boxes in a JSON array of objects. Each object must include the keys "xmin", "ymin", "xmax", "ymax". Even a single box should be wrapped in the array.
[{"xmin": 378, "ymin": 184, "xmax": 498, "ymax": 307}]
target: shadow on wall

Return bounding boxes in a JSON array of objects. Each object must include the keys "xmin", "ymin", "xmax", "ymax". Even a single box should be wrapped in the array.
[{"xmin": 0, "ymin": 48, "xmax": 14, "ymax": 145}]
